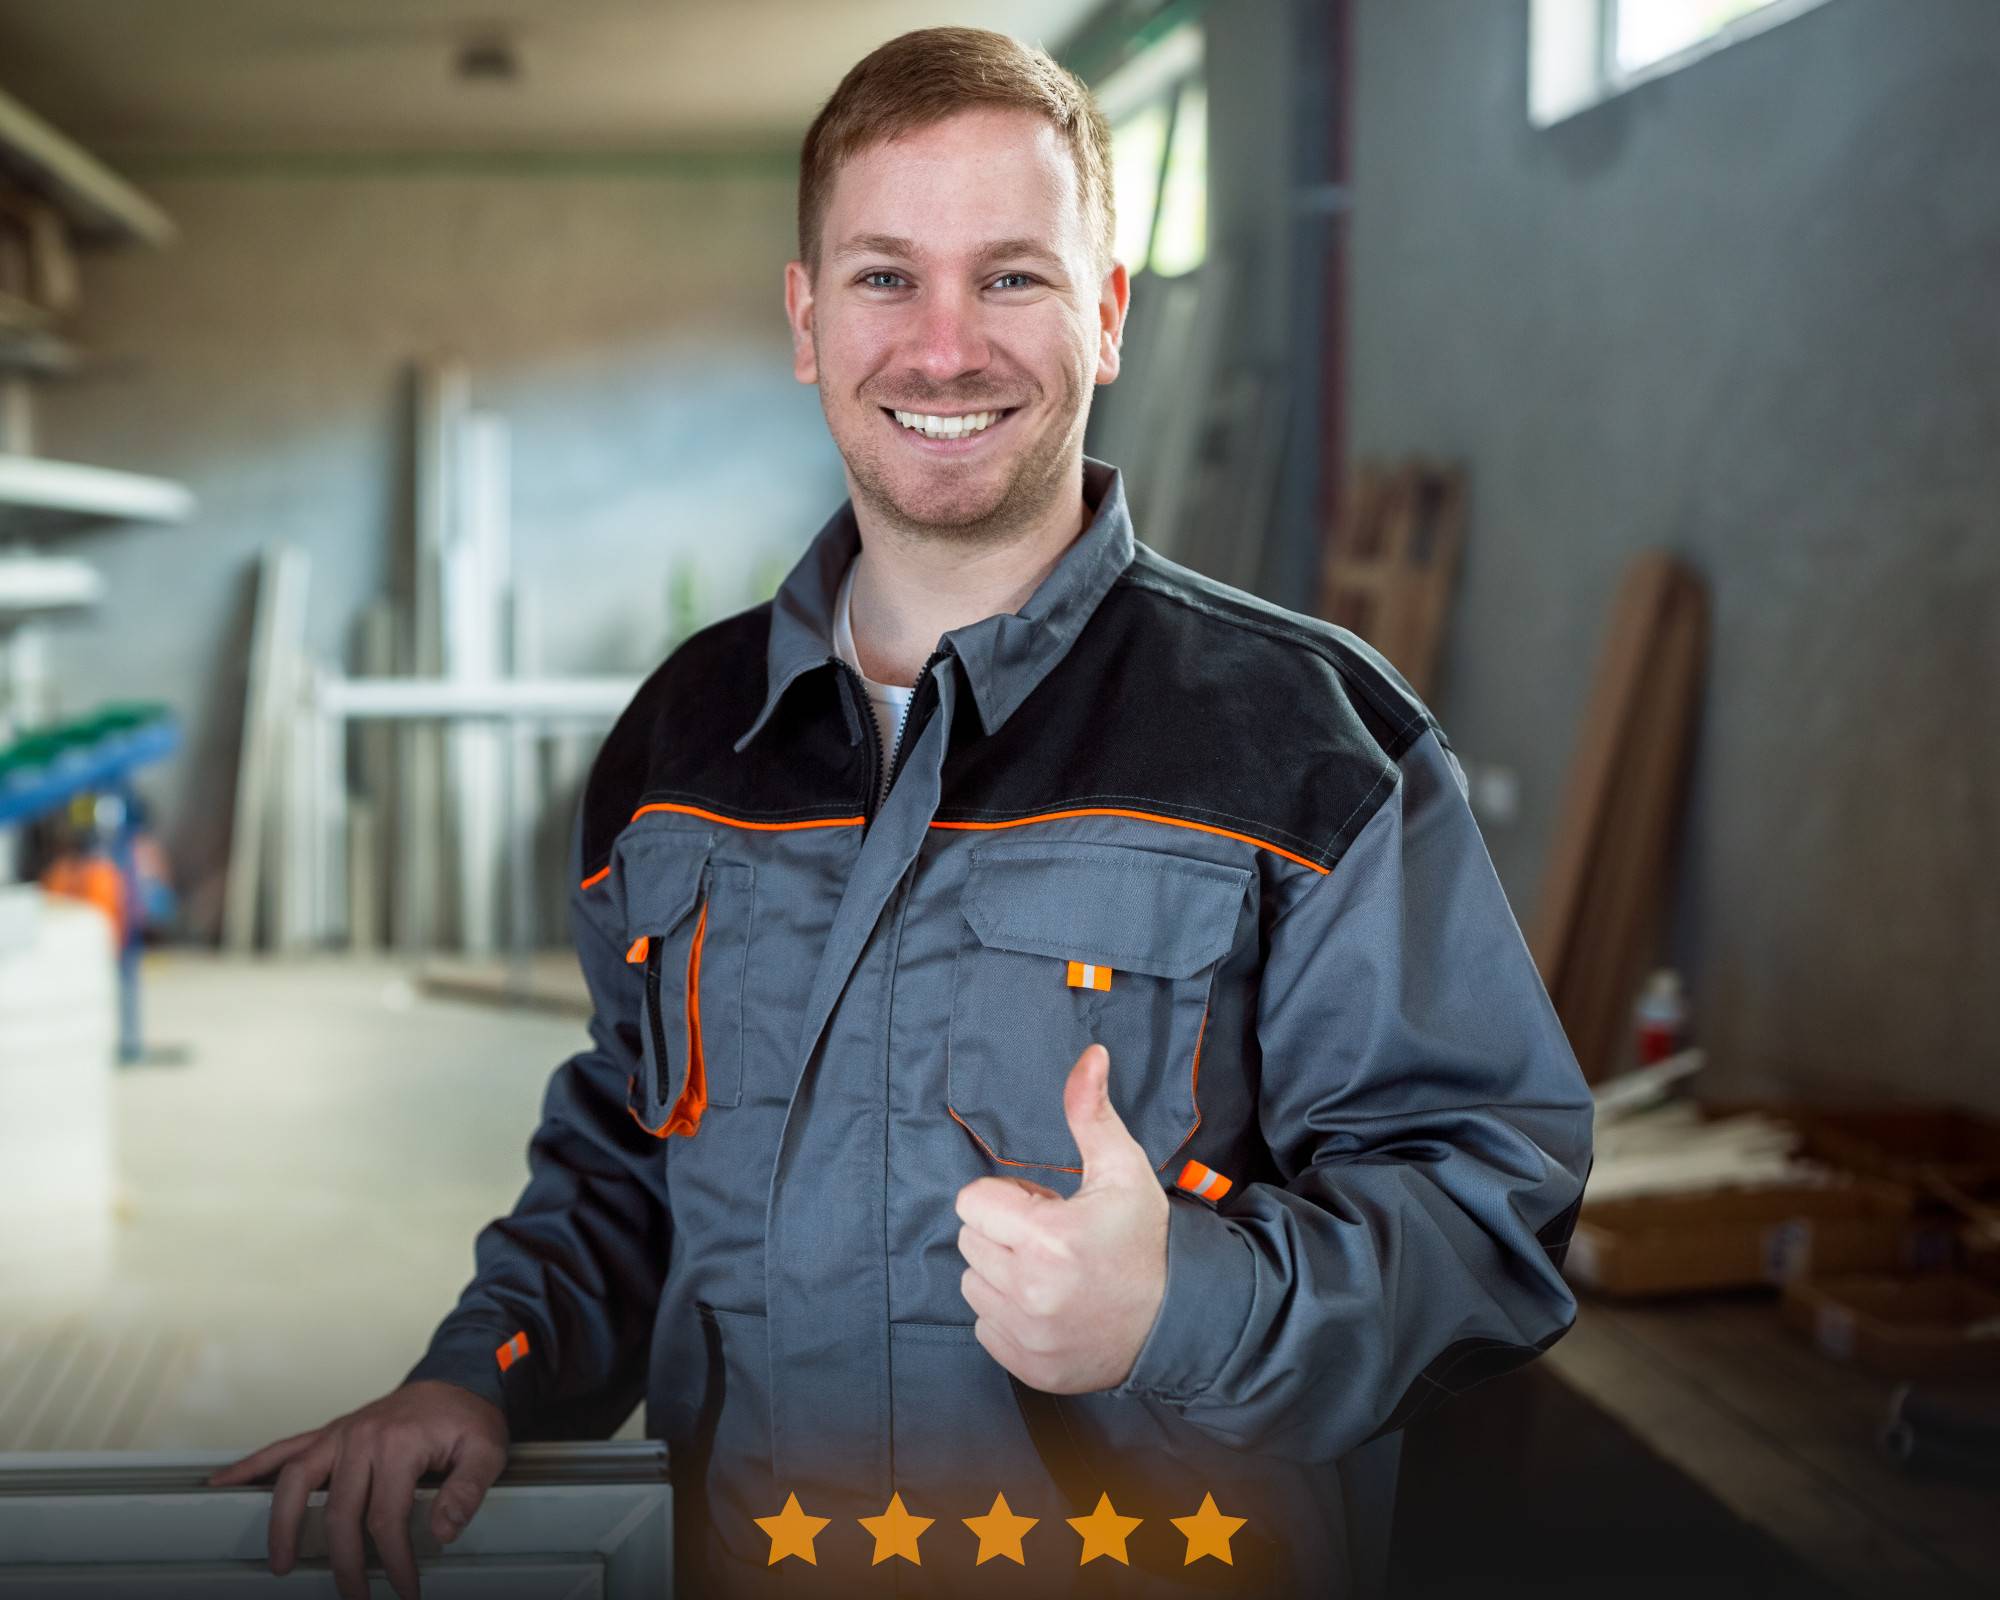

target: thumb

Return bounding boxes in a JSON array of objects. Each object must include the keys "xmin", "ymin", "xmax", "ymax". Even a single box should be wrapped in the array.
[
  {"xmin": 430, "ymin": 1440, "xmax": 505, "ymax": 1544},
  {"xmin": 1064, "ymin": 1044, "xmax": 1149, "ymax": 1190}
]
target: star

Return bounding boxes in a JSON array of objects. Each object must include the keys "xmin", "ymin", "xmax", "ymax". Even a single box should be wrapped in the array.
[
  {"xmin": 858, "ymin": 1491, "xmax": 933, "ymax": 1565},
  {"xmin": 962, "ymin": 1491, "xmax": 1039, "ymax": 1565},
  {"xmin": 754, "ymin": 1491, "xmax": 830, "ymax": 1565},
  {"xmin": 1066, "ymin": 1491, "xmax": 1143, "ymax": 1565},
  {"xmin": 1171, "ymin": 1491, "xmax": 1247, "ymax": 1565}
]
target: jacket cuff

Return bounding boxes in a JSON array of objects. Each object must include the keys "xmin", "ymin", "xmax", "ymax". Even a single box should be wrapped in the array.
[
  {"xmin": 403, "ymin": 1315, "xmax": 535, "ymax": 1420},
  {"xmin": 1111, "ymin": 1193, "xmax": 1254, "ymax": 1403}
]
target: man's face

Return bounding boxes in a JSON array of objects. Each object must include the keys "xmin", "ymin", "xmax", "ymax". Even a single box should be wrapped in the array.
[{"xmin": 785, "ymin": 106, "xmax": 1128, "ymax": 541}]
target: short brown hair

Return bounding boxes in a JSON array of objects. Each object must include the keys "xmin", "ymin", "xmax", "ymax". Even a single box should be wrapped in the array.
[{"xmin": 797, "ymin": 27, "xmax": 1115, "ymax": 281}]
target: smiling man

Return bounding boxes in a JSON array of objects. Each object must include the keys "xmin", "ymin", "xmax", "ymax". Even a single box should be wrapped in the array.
[{"xmin": 213, "ymin": 26, "xmax": 1592, "ymax": 1600}]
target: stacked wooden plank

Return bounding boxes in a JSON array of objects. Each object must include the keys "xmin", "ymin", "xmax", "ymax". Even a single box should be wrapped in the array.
[
  {"xmin": 1316, "ymin": 459, "xmax": 1465, "ymax": 701},
  {"xmin": 1531, "ymin": 551, "xmax": 1709, "ymax": 1081}
]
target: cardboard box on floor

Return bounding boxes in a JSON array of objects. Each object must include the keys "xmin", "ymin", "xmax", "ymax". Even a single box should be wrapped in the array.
[
  {"xmin": 1782, "ymin": 1274, "xmax": 2000, "ymax": 1380},
  {"xmin": 1567, "ymin": 1181, "xmax": 1919, "ymax": 1298}
]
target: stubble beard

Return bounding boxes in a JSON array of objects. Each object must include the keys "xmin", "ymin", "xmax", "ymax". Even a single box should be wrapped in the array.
[{"xmin": 821, "ymin": 341, "xmax": 1088, "ymax": 551}]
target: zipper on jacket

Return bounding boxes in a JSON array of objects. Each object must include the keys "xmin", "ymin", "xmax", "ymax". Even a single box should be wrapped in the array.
[
  {"xmin": 643, "ymin": 934, "xmax": 671, "ymax": 1111},
  {"xmin": 881, "ymin": 648, "xmax": 951, "ymax": 807},
  {"xmin": 835, "ymin": 646, "xmax": 951, "ymax": 826},
  {"xmin": 637, "ymin": 898, "xmax": 710, "ymax": 1138},
  {"xmin": 835, "ymin": 662, "xmax": 884, "ymax": 821}
]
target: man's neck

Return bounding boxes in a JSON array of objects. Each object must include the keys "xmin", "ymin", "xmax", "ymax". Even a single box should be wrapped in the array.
[{"xmin": 844, "ymin": 476, "xmax": 1091, "ymax": 687}]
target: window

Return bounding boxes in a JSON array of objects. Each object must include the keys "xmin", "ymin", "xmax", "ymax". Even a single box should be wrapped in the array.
[
  {"xmin": 1095, "ymin": 21, "xmax": 1206, "ymax": 277},
  {"xmin": 1530, "ymin": 0, "xmax": 1837, "ymax": 127}
]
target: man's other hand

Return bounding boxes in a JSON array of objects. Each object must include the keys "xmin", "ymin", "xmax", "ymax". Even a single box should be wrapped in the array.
[
  {"xmin": 954, "ymin": 1043, "xmax": 1171, "ymax": 1394},
  {"xmin": 205, "ymin": 1380, "xmax": 509, "ymax": 1600}
]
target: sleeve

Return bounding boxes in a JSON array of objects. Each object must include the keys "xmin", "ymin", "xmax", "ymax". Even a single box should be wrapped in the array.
[
  {"xmin": 401, "ymin": 809, "xmax": 671, "ymax": 1442},
  {"xmin": 1108, "ymin": 724, "xmax": 1594, "ymax": 1463}
]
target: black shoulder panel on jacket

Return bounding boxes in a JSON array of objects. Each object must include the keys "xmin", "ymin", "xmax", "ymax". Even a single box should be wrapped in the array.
[
  {"xmin": 577, "ymin": 603, "xmax": 872, "ymax": 880},
  {"xmin": 935, "ymin": 546, "xmax": 1444, "ymax": 873}
]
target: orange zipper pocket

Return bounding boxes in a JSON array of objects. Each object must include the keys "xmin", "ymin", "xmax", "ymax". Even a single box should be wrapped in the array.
[{"xmin": 630, "ymin": 896, "xmax": 710, "ymax": 1138}]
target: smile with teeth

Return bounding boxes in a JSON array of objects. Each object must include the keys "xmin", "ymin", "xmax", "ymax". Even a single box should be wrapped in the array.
[{"xmin": 891, "ymin": 408, "xmax": 1011, "ymax": 440}]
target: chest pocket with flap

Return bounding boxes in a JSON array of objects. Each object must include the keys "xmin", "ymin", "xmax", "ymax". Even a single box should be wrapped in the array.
[
  {"xmin": 946, "ymin": 841, "xmax": 1252, "ymax": 1178},
  {"xmin": 617, "ymin": 833, "xmax": 753, "ymax": 1138}
]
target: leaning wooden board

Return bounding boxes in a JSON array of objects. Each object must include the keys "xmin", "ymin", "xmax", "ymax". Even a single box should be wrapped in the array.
[
  {"xmin": 1560, "ymin": 562, "xmax": 1709, "ymax": 1080},
  {"xmin": 1528, "ymin": 551, "xmax": 1678, "ymax": 1001},
  {"xmin": 1532, "ymin": 552, "xmax": 1707, "ymax": 1080}
]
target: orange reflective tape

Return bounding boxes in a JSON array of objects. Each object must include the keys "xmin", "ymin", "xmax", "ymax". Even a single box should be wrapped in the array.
[
  {"xmin": 1065, "ymin": 961, "xmax": 1113, "ymax": 991},
  {"xmin": 930, "ymin": 809, "xmax": 1329, "ymax": 874},
  {"xmin": 580, "ymin": 865, "xmax": 611, "ymax": 891},
  {"xmin": 625, "ymin": 934, "xmax": 649, "ymax": 964},
  {"xmin": 495, "ymin": 1330, "xmax": 530, "ymax": 1371},
  {"xmin": 1176, "ymin": 1159, "xmax": 1233, "ymax": 1202}
]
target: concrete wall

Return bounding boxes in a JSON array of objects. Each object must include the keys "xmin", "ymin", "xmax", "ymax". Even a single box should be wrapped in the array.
[
  {"xmin": 1347, "ymin": 0, "xmax": 2000, "ymax": 1107},
  {"xmin": 34, "ymin": 158, "xmax": 844, "ymax": 936}
]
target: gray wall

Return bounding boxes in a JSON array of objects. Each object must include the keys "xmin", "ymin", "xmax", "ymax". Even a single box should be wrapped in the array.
[
  {"xmin": 1347, "ymin": 0, "xmax": 2000, "ymax": 1108},
  {"xmin": 35, "ymin": 158, "xmax": 845, "ymax": 935}
]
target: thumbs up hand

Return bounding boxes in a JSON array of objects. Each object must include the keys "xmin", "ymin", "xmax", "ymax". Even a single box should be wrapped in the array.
[{"xmin": 953, "ymin": 1044, "xmax": 1170, "ymax": 1394}]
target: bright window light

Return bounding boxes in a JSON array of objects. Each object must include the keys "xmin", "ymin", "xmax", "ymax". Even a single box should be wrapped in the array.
[
  {"xmin": 1111, "ymin": 99, "xmax": 1170, "ymax": 270},
  {"xmin": 1615, "ymin": 0, "xmax": 1787, "ymax": 74},
  {"xmin": 1097, "ymin": 21, "xmax": 1205, "ymax": 277},
  {"xmin": 1531, "ymin": 0, "xmax": 1837, "ymax": 127},
  {"xmin": 1149, "ymin": 81, "xmax": 1208, "ymax": 279}
]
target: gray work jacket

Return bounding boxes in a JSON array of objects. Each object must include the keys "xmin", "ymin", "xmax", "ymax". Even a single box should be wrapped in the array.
[{"xmin": 408, "ymin": 458, "xmax": 1594, "ymax": 1598}]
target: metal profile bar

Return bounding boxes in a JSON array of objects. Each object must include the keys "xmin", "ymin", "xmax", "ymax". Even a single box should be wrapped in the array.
[
  {"xmin": 321, "ymin": 678, "xmax": 639, "ymax": 721},
  {"xmin": 0, "ymin": 86, "xmax": 176, "ymax": 248}
]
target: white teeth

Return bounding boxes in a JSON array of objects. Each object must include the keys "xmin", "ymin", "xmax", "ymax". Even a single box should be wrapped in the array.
[{"xmin": 893, "ymin": 409, "xmax": 1003, "ymax": 440}]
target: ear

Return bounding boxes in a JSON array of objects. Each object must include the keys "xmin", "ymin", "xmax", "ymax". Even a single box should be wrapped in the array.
[
  {"xmin": 1094, "ymin": 258, "xmax": 1131, "ymax": 386},
  {"xmin": 784, "ymin": 259, "xmax": 818, "ymax": 384}
]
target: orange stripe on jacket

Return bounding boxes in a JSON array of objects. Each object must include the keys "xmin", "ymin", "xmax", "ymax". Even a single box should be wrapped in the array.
[
  {"xmin": 931, "ymin": 808, "xmax": 1329, "ymax": 874},
  {"xmin": 580, "ymin": 804, "xmax": 865, "ymax": 890}
]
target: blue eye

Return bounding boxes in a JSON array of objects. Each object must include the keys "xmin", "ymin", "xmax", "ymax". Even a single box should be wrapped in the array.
[
  {"xmin": 861, "ymin": 271, "xmax": 906, "ymax": 288},
  {"xmin": 992, "ymin": 273, "xmax": 1035, "ymax": 289}
]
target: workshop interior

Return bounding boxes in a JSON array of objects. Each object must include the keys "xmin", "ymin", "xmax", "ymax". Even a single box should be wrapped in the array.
[{"xmin": 1, "ymin": 0, "xmax": 1996, "ymax": 1595}]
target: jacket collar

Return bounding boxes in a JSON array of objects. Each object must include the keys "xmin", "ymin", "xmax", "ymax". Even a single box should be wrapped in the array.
[{"xmin": 734, "ymin": 457, "xmax": 1135, "ymax": 752}]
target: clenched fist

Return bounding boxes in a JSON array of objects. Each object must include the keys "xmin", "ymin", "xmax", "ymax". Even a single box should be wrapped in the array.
[{"xmin": 954, "ymin": 1043, "xmax": 1169, "ymax": 1393}]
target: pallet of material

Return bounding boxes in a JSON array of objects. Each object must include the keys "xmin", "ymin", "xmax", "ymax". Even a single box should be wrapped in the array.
[
  {"xmin": 1782, "ymin": 1274, "xmax": 2000, "ymax": 1379},
  {"xmin": 1566, "ymin": 1180, "xmax": 1917, "ymax": 1298}
]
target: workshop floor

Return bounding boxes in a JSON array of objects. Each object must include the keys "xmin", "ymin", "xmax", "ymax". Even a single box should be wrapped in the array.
[{"xmin": 0, "ymin": 953, "xmax": 634, "ymax": 1456}]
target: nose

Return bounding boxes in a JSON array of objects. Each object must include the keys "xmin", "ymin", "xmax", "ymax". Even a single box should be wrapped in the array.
[{"xmin": 906, "ymin": 282, "xmax": 991, "ymax": 385}]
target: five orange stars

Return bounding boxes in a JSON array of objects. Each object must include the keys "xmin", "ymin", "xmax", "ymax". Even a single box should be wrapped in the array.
[{"xmin": 755, "ymin": 1486, "xmax": 1245, "ymax": 1568}]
